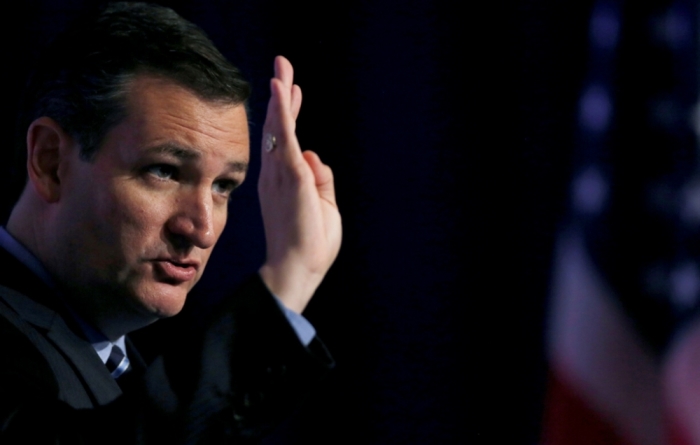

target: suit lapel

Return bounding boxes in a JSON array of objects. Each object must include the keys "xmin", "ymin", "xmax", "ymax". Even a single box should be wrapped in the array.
[
  {"xmin": 0, "ymin": 247, "xmax": 123, "ymax": 407},
  {"xmin": 44, "ymin": 315, "xmax": 124, "ymax": 405}
]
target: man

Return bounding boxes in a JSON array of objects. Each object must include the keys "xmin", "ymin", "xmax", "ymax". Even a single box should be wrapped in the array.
[{"xmin": 0, "ymin": 3, "xmax": 341, "ymax": 443}]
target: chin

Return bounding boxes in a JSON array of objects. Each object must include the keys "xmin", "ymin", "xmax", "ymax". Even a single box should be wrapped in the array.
[{"xmin": 132, "ymin": 283, "xmax": 189, "ymax": 319}]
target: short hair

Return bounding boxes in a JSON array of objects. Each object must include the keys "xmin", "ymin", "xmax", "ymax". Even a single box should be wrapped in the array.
[{"xmin": 20, "ymin": 2, "xmax": 251, "ymax": 161}]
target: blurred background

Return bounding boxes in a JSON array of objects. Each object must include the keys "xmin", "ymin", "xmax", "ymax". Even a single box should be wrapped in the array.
[{"xmin": 4, "ymin": 1, "xmax": 697, "ymax": 444}]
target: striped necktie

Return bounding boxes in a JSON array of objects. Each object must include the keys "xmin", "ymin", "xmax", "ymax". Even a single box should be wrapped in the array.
[{"xmin": 106, "ymin": 344, "xmax": 130, "ymax": 379}]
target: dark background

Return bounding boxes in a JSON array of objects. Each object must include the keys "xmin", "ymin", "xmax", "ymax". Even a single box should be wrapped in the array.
[{"xmin": 0, "ymin": 1, "xmax": 596, "ymax": 443}]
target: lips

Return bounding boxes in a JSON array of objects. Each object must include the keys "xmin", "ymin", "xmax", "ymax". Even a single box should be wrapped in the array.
[{"xmin": 152, "ymin": 259, "xmax": 198, "ymax": 283}]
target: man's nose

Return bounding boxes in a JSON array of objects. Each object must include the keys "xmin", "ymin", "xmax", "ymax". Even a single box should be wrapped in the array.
[{"xmin": 166, "ymin": 187, "xmax": 217, "ymax": 250}]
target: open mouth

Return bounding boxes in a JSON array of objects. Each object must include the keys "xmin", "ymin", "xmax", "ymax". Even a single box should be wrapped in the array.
[{"xmin": 152, "ymin": 260, "xmax": 197, "ymax": 283}]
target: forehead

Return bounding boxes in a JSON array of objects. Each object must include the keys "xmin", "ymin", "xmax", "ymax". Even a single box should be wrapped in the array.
[{"xmin": 113, "ymin": 75, "xmax": 250, "ymax": 163}]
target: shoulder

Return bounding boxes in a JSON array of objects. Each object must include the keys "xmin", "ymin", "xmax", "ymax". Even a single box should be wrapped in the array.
[{"xmin": 0, "ymin": 294, "xmax": 58, "ymax": 395}]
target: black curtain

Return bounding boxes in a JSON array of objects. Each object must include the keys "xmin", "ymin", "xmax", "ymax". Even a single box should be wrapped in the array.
[{"xmin": 1, "ymin": 1, "xmax": 595, "ymax": 443}]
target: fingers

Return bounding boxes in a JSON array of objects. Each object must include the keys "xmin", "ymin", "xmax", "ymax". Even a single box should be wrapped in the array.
[
  {"xmin": 273, "ymin": 56, "xmax": 302, "ymax": 120},
  {"xmin": 262, "ymin": 56, "xmax": 303, "ymax": 165},
  {"xmin": 268, "ymin": 77, "xmax": 294, "ymax": 133},
  {"xmin": 291, "ymin": 84, "xmax": 302, "ymax": 121},
  {"xmin": 265, "ymin": 79, "xmax": 302, "ymax": 166},
  {"xmin": 274, "ymin": 55, "xmax": 294, "ymax": 90}
]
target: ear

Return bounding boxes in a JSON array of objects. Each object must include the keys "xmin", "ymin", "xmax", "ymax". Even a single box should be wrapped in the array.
[{"xmin": 26, "ymin": 117, "xmax": 77, "ymax": 203}]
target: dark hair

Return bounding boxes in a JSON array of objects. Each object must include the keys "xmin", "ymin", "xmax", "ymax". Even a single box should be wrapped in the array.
[{"xmin": 20, "ymin": 2, "xmax": 250, "ymax": 161}]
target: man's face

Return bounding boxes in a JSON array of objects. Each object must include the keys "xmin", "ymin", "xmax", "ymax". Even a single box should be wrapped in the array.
[{"xmin": 50, "ymin": 75, "xmax": 249, "ymax": 328}]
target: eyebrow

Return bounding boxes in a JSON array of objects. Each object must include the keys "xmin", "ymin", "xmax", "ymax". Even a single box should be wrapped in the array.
[{"xmin": 146, "ymin": 143, "xmax": 249, "ymax": 173}]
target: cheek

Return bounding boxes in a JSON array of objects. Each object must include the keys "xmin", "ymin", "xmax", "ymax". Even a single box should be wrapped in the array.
[{"xmin": 105, "ymin": 184, "xmax": 174, "ymax": 254}]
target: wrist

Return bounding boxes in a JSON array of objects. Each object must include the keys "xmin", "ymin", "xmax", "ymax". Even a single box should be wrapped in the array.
[{"xmin": 258, "ymin": 262, "xmax": 323, "ymax": 313}]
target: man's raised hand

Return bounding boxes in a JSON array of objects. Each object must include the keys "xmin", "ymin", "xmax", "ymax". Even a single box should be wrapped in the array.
[{"xmin": 258, "ymin": 56, "xmax": 342, "ymax": 314}]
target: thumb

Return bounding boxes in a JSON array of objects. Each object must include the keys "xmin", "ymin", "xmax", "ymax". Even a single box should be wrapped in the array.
[{"xmin": 302, "ymin": 150, "xmax": 336, "ymax": 206}]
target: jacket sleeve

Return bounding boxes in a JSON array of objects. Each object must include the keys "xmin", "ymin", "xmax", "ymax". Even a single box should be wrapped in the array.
[{"xmin": 141, "ymin": 274, "xmax": 334, "ymax": 444}]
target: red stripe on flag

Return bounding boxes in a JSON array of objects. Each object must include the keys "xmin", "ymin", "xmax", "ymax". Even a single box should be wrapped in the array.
[
  {"xmin": 542, "ymin": 369, "xmax": 633, "ymax": 445},
  {"xmin": 662, "ymin": 320, "xmax": 700, "ymax": 445},
  {"xmin": 665, "ymin": 417, "xmax": 693, "ymax": 445}
]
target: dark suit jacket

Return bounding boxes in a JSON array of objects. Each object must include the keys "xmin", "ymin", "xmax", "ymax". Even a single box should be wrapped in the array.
[{"xmin": 0, "ymin": 246, "xmax": 333, "ymax": 444}]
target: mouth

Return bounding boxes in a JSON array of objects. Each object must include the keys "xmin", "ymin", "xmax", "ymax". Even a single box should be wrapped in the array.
[{"xmin": 152, "ymin": 259, "xmax": 199, "ymax": 283}]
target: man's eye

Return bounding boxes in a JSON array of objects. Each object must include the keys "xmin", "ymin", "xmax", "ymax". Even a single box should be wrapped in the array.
[
  {"xmin": 213, "ymin": 180, "xmax": 237, "ymax": 197},
  {"xmin": 146, "ymin": 164, "xmax": 176, "ymax": 180}
]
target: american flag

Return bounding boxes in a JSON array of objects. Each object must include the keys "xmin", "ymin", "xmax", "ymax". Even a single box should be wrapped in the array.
[{"xmin": 542, "ymin": 0, "xmax": 700, "ymax": 444}]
